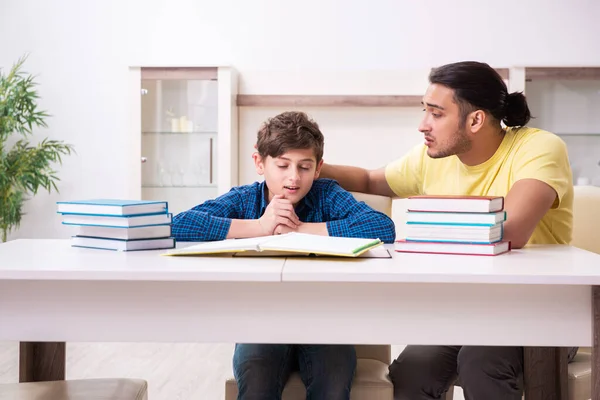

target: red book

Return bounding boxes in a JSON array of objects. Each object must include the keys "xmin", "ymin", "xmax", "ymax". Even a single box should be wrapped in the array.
[
  {"xmin": 395, "ymin": 240, "xmax": 511, "ymax": 256},
  {"xmin": 407, "ymin": 195, "xmax": 504, "ymax": 213}
]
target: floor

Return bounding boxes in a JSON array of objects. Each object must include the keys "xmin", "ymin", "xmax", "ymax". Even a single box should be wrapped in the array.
[{"xmin": 0, "ymin": 342, "xmax": 464, "ymax": 400}]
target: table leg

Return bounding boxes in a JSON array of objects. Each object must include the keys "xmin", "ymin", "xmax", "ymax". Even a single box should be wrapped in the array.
[
  {"xmin": 592, "ymin": 286, "xmax": 600, "ymax": 400},
  {"xmin": 523, "ymin": 346, "xmax": 568, "ymax": 400},
  {"xmin": 19, "ymin": 342, "xmax": 66, "ymax": 382}
]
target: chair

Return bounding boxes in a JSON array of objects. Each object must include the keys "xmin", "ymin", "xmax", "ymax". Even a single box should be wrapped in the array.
[
  {"xmin": 224, "ymin": 192, "xmax": 395, "ymax": 400},
  {"xmin": 0, "ymin": 378, "xmax": 148, "ymax": 400},
  {"xmin": 445, "ymin": 185, "xmax": 600, "ymax": 400}
]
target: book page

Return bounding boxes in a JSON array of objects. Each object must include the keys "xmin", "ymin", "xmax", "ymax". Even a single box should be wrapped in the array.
[
  {"xmin": 259, "ymin": 233, "xmax": 381, "ymax": 256},
  {"xmin": 164, "ymin": 235, "xmax": 276, "ymax": 256}
]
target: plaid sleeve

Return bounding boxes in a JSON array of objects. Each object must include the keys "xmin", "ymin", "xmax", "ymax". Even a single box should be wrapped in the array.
[
  {"xmin": 324, "ymin": 182, "xmax": 397, "ymax": 243},
  {"xmin": 171, "ymin": 188, "xmax": 243, "ymax": 242}
]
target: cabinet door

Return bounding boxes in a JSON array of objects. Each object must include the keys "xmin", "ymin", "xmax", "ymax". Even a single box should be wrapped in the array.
[
  {"xmin": 140, "ymin": 68, "xmax": 219, "ymax": 214},
  {"xmin": 525, "ymin": 68, "xmax": 600, "ymax": 186}
]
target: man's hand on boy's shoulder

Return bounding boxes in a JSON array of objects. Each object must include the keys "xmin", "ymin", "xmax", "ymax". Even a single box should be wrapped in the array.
[{"xmin": 258, "ymin": 195, "xmax": 301, "ymax": 235}]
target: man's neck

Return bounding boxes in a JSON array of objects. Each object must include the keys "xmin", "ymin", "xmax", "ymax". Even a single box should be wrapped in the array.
[{"xmin": 458, "ymin": 126, "xmax": 506, "ymax": 167}]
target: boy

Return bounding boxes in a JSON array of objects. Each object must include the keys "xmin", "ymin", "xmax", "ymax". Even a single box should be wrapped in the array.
[{"xmin": 171, "ymin": 111, "xmax": 396, "ymax": 400}]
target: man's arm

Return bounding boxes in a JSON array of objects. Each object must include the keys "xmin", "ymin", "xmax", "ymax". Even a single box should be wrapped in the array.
[
  {"xmin": 502, "ymin": 179, "xmax": 558, "ymax": 249},
  {"xmin": 320, "ymin": 144, "xmax": 426, "ymax": 198},
  {"xmin": 502, "ymin": 133, "xmax": 572, "ymax": 249},
  {"xmin": 319, "ymin": 164, "xmax": 397, "ymax": 198}
]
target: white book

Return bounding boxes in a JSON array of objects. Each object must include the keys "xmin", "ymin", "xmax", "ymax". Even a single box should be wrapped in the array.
[
  {"xmin": 74, "ymin": 224, "xmax": 172, "ymax": 240},
  {"xmin": 406, "ymin": 211, "xmax": 506, "ymax": 225},
  {"xmin": 405, "ymin": 223, "xmax": 503, "ymax": 243},
  {"xmin": 71, "ymin": 237, "xmax": 175, "ymax": 252},
  {"xmin": 163, "ymin": 233, "xmax": 383, "ymax": 258}
]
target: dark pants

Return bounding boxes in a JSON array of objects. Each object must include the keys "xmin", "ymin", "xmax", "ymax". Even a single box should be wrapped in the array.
[
  {"xmin": 233, "ymin": 343, "xmax": 356, "ymax": 400},
  {"xmin": 388, "ymin": 345, "xmax": 578, "ymax": 400}
]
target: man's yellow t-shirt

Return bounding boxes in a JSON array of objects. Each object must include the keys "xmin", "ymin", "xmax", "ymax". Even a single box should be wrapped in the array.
[{"xmin": 385, "ymin": 127, "xmax": 573, "ymax": 245}]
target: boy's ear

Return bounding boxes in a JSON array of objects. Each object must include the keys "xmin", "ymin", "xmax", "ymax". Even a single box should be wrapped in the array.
[
  {"xmin": 253, "ymin": 152, "xmax": 265, "ymax": 175},
  {"xmin": 313, "ymin": 159, "xmax": 324, "ymax": 179}
]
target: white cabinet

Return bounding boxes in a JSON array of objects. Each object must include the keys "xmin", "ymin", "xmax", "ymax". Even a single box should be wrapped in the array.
[
  {"xmin": 129, "ymin": 67, "xmax": 238, "ymax": 214},
  {"xmin": 523, "ymin": 68, "xmax": 600, "ymax": 186}
]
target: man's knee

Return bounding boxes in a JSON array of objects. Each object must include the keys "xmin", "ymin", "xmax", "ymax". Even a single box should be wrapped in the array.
[
  {"xmin": 457, "ymin": 346, "xmax": 523, "ymax": 383},
  {"xmin": 388, "ymin": 346, "xmax": 458, "ymax": 399}
]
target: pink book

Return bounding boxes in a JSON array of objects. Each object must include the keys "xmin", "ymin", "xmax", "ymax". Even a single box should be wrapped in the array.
[
  {"xmin": 407, "ymin": 195, "xmax": 504, "ymax": 213},
  {"xmin": 395, "ymin": 239, "xmax": 511, "ymax": 256}
]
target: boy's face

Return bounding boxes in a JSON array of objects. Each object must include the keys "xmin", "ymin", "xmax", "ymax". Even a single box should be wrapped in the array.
[{"xmin": 254, "ymin": 148, "xmax": 323, "ymax": 205}]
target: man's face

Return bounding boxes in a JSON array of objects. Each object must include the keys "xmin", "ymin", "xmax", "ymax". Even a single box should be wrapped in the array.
[
  {"xmin": 254, "ymin": 148, "xmax": 323, "ymax": 205},
  {"xmin": 419, "ymin": 83, "xmax": 472, "ymax": 159}
]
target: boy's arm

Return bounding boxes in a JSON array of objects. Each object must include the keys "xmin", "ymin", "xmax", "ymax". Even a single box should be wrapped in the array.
[
  {"xmin": 171, "ymin": 189, "xmax": 264, "ymax": 241},
  {"xmin": 503, "ymin": 134, "xmax": 572, "ymax": 248},
  {"xmin": 322, "ymin": 181, "xmax": 397, "ymax": 243}
]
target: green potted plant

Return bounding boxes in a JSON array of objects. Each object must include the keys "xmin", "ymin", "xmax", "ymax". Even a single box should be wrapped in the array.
[{"xmin": 0, "ymin": 55, "xmax": 74, "ymax": 242}]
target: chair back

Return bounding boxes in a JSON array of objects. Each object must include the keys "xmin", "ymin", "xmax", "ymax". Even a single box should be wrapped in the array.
[
  {"xmin": 350, "ymin": 192, "xmax": 393, "ymax": 217},
  {"xmin": 572, "ymin": 185, "xmax": 600, "ymax": 254}
]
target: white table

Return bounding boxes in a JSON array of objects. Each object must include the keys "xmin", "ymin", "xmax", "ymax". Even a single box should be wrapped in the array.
[{"xmin": 1, "ymin": 239, "xmax": 600, "ymax": 399}]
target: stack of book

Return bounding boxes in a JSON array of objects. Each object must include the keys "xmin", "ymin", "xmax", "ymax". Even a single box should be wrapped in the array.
[
  {"xmin": 395, "ymin": 195, "xmax": 511, "ymax": 256},
  {"xmin": 56, "ymin": 199, "xmax": 175, "ymax": 251}
]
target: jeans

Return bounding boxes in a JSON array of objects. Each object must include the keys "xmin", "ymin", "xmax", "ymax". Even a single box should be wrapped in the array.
[
  {"xmin": 233, "ymin": 343, "xmax": 356, "ymax": 400},
  {"xmin": 388, "ymin": 345, "xmax": 579, "ymax": 400}
]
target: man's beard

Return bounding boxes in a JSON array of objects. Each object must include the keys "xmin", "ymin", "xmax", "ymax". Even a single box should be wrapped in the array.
[{"xmin": 427, "ymin": 127, "xmax": 472, "ymax": 159}]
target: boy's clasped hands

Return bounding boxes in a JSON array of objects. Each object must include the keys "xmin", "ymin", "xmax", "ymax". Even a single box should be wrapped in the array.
[{"xmin": 258, "ymin": 194, "xmax": 301, "ymax": 235}]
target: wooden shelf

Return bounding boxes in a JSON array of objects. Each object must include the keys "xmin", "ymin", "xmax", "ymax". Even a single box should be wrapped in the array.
[
  {"xmin": 236, "ymin": 95, "xmax": 422, "ymax": 107},
  {"xmin": 141, "ymin": 67, "xmax": 218, "ymax": 80},
  {"xmin": 525, "ymin": 67, "xmax": 600, "ymax": 81},
  {"xmin": 495, "ymin": 68, "xmax": 509, "ymax": 80}
]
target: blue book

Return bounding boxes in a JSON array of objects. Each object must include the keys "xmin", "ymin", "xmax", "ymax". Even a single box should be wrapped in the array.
[{"xmin": 57, "ymin": 199, "xmax": 168, "ymax": 216}]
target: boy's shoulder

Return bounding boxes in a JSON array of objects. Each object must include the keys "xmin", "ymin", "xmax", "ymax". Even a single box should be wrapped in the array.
[{"xmin": 310, "ymin": 178, "xmax": 344, "ymax": 192}]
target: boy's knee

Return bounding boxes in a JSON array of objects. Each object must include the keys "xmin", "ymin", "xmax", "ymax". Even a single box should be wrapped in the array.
[{"xmin": 233, "ymin": 344, "xmax": 290, "ymax": 396}]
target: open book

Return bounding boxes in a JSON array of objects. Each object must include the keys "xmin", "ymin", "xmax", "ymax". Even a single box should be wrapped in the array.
[{"xmin": 163, "ymin": 232, "xmax": 384, "ymax": 257}]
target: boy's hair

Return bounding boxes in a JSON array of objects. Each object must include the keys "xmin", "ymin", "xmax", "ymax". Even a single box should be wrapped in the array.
[{"xmin": 256, "ymin": 111, "xmax": 324, "ymax": 163}]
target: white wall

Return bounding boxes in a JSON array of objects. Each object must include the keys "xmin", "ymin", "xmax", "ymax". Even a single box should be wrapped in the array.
[{"xmin": 1, "ymin": 0, "xmax": 600, "ymax": 239}]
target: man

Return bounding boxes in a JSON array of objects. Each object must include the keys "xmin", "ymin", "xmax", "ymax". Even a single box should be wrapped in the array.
[
  {"xmin": 320, "ymin": 61, "xmax": 574, "ymax": 400},
  {"xmin": 172, "ymin": 111, "xmax": 396, "ymax": 400}
]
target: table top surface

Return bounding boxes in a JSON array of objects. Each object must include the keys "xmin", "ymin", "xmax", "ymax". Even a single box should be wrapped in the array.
[{"xmin": 1, "ymin": 239, "xmax": 599, "ymax": 285}]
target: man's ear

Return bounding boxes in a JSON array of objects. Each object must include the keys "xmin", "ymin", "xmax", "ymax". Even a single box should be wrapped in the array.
[
  {"xmin": 314, "ymin": 159, "xmax": 324, "ymax": 179},
  {"xmin": 253, "ymin": 152, "xmax": 265, "ymax": 175},
  {"xmin": 467, "ymin": 110, "xmax": 486, "ymax": 134}
]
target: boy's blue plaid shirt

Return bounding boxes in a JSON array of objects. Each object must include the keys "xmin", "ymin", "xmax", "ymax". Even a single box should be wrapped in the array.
[{"xmin": 172, "ymin": 178, "xmax": 396, "ymax": 243}]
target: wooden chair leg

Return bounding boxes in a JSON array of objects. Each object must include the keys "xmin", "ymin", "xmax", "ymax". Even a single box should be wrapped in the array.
[
  {"xmin": 523, "ymin": 346, "xmax": 568, "ymax": 400},
  {"xmin": 19, "ymin": 342, "xmax": 66, "ymax": 382}
]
